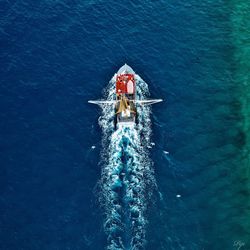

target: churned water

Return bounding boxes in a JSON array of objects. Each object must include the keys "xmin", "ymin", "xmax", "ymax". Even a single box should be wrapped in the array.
[{"xmin": 0, "ymin": 0, "xmax": 249, "ymax": 250}]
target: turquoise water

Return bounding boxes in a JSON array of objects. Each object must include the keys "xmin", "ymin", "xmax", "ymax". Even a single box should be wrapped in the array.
[{"xmin": 0, "ymin": 0, "xmax": 249, "ymax": 249}]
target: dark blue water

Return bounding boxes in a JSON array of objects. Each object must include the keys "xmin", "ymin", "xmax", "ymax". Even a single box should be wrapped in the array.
[{"xmin": 1, "ymin": 1, "xmax": 249, "ymax": 249}]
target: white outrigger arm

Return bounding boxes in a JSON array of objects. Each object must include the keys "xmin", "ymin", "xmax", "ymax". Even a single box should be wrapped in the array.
[
  {"xmin": 135, "ymin": 99, "xmax": 163, "ymax": 106},
  {"xmin": 88, "ymin": 100, "xmax": 115, "ymax": 105},
  {"xmin": 88, "ymin": 99, "xmax": 163, "ymax": 106}
]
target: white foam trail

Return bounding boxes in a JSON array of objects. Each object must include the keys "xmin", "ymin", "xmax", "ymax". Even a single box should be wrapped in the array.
[{"xmin": 98, "ymin": 74, "xmax": 156, "ymax": 250}]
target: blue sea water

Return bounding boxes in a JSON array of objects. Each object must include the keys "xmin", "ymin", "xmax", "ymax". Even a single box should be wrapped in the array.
[{"xmin": 0, "ymin": 0, "xmax": 249, "ymax": 250}]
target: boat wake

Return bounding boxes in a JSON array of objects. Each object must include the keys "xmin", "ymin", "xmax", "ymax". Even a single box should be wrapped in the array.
[{"xmin": 98, "ymin": 74, "xmax": 156, "ymax": 250}]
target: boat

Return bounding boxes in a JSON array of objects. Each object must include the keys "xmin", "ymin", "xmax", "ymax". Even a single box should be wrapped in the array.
[{"xmin": 88, "ymin": 64, "xmax": 162, "ymax": 128}]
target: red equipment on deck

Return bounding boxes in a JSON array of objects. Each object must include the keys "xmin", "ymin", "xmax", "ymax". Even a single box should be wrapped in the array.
[{"xmin": 116, "ymin": 74, "xmax": 135, "ymax": 94}]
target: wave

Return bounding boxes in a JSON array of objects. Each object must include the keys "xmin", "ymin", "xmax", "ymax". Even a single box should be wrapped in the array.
[{"xmin": 98, "ymin": 74, "xmax": 156, "ymax": 250}]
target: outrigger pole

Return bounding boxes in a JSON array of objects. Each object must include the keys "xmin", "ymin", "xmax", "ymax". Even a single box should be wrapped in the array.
[{"xmin": 88, "ymin": 99, "xmax": 163, "ymax": 106}]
